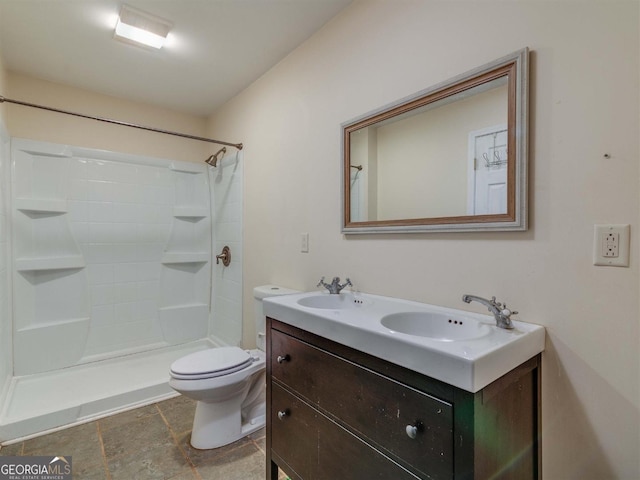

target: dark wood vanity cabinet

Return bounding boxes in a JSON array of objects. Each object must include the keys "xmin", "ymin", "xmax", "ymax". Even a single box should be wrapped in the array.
[{"xmin": 266, "ymin": 318, "xmax": 541, "ymax": 480}]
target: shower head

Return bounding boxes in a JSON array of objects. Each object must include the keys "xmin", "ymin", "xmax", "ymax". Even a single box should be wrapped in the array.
[{"xmin": 205, "ymin": 147, "xmax": 227, "ymax": 167}]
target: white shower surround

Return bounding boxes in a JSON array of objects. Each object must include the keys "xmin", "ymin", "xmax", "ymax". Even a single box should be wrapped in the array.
[
  {"xmin": 0, "ymin": 138, "xmax": 243, "ymax": 443},
  {"xmin": 12, "ymin": 139, "xmax": 213, "ymax": 373},
  {"xmin": 209, "ymin": 150, "xmax": 243, "ymax": 349}
]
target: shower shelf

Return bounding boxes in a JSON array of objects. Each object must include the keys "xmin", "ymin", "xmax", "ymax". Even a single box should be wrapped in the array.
[
  {"xmin": 15, "ymin": 255, "xmax": 85, "ymax": 271},
  {"xmin": 16, "ymin": 316, "xmax": 90, "ymax": 332},
  {"xmin": 173, "ymin": 206, "xmax": 208, "ymax": 219},
  {"xmin": 159, "ymin": 303, "xmax": 208, "ymax": 310},
  {"xmin": 14, "ymin": 198, "xmax": 67, "ymax": 214},
  {"xmin": 161, "ymin": 252, "xmax": 209, "ymax": 264}
]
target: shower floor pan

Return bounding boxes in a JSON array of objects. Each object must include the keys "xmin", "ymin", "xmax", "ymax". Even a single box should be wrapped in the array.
[{"xmin": 0, "ymin": 340, "xmax": 214, "ymax": 444}]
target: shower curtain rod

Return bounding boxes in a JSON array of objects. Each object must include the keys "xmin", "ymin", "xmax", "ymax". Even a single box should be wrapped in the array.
[{"xmin": 0, "ymin": 95, "xmax": 243, "ymax": 150}]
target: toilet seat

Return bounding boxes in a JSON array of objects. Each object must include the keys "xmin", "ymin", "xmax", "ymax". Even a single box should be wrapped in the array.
[{"xmin": 170, "ymin": 347, "xmax": 253, "ymax": 380}]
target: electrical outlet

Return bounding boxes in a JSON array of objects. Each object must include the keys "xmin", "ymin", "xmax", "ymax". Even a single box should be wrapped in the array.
[
  {"xmin": 301, "ymin": 233, "xmax": 309, "ymax": 253},
  {"xmin": 593, "ymin": 224, "xmax": 630, "ymax": 267},
  {"xmin": 602, "ymin": 232, "xmax": 619, "ymax": 257}
]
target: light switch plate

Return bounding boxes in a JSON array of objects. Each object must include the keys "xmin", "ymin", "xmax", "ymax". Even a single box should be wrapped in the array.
[
  {"xmin": 593, "ymin": 224, "xmax": 630, "ymax": 267},
  {"xmin": 300, "ymin": 233, "xmax": 309, "ymax": 253}
]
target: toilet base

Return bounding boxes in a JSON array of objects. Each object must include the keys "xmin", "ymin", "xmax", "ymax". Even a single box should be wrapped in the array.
[{"xmin": 190, "ymin": 398, "xmax": 265, "ymax": 449}]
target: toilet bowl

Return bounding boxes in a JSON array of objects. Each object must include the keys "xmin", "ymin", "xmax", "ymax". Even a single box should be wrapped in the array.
[{"xmin": 169, "ymin": 285, "xmax": 299, "ymax": 449}]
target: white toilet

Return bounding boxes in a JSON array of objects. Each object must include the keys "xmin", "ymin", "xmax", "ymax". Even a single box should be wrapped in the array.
[{"xmin": 169, "ymin": 285, "xmax": 299, "ymax": 449}]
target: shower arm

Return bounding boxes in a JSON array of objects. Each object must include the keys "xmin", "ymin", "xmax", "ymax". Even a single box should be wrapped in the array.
[{"xmin": 0, "ymin": 95, "xmax": 243, "ymax": 150}]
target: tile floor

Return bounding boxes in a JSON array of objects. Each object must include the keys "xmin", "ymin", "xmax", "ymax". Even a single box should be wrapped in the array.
[{"xmin": 0, "ymin": 395, "xmax": 288, "ymax": 480}]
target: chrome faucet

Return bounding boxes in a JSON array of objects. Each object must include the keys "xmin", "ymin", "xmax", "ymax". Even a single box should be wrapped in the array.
[
  {"xmin": 317, "ymin": 276, "xmax": 352, "ymax": 294},
  {"xmin": 461, "ymin": 294, "xmax": 517, "ymax": 329}
]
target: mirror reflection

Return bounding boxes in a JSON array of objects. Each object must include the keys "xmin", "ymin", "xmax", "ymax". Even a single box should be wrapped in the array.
[
  {"xmin": 350, "ymin": 77, "xmax": 508, "ymax": 221},
  {"xmin": 342, "ymin": 48, "xmax": 528, "ymax": 233}
]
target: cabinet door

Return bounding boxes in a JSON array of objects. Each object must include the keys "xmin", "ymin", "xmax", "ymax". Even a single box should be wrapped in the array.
[
  {"xmin": 271, "ymin": 383, "xmax": 420, "ymax": 480},
  {"xmin": 271, "ymin": 329, "xmax": 453, "ymax": 479}
]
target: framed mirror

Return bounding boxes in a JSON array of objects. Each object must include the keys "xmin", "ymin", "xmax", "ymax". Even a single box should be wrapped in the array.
[{"xmin": 341, "ymin": 48, "xmax": 528, "ymax": 234}]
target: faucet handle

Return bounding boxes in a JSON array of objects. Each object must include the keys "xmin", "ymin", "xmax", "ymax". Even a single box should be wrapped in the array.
[{"xmin": 316, "ymin": 276, "xmax": 326, "ymax": 288}]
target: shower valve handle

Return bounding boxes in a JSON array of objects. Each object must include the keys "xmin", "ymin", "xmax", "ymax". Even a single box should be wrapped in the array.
[{"xmin": 216, "ymin": 246, "xmax": 231, "ymax": 266}]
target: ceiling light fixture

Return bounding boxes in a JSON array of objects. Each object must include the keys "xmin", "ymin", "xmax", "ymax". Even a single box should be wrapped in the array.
[{"xmin": 114, "ymin": 5, "xmax": 172, "ymax": 49}]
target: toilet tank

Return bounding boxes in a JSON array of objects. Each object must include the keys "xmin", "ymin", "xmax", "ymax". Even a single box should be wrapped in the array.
[{"xmin": 253, "ymin": 285, "xmax": 300, "ymax": 351}]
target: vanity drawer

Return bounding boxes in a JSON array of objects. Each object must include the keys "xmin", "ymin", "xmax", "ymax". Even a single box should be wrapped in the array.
[
  {"xmin": 271, "ymin": 328, "xmax": 453, "ymax": 479},
  {"xmin": 271, "ymin": 383, "xmax": 420, "ymax": 480}
]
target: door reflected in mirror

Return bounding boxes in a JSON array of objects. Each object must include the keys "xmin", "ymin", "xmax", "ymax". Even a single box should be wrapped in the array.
[{"xmin": 342, "ymin": 48, "xmax": 528, "ymax": 233}]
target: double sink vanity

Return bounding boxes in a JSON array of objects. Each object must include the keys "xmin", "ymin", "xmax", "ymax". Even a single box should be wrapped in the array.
[
  {"xmin": 263, "ymin": 288, "xmax": 545, "ymax": 480},
  {"xmin": 261, "ymin": 45, "xmax": 536, "ymax": 479}
]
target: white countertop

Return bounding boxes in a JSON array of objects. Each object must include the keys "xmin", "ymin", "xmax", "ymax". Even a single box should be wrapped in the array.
[{"xmin": 264, "ymin": 291, "xmax": 545, "ymax": 392}]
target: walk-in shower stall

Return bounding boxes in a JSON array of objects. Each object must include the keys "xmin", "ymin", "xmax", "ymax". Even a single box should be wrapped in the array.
[{"xmin": 0, "ymin": 135, "xmax": 243, "ymax": 443}]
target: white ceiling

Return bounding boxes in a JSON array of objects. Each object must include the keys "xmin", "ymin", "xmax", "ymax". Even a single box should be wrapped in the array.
[{"xmin": 0, "ymin": 0, "xmax": 352, "ymax": 116}]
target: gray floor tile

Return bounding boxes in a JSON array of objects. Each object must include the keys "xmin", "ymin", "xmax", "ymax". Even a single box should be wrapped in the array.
[
  {"xmin": 23, "ymin": 422, "xmax": 98, "ymax": 454},
  {"xmin": 166, "ymin": 469, "xmax": 199, "ymax": 480},
  {"xmin": 157, "ymin": 397, "xmax": 196, "ymax": 435},
  {"xmin": 195, "ymin": 442, "xmax": 265, "ymax": 480},
  {"xmin": 107, "ymin": 443, "xmax": 192, "ymax": 480},
  {"xmin": 73, "ymin": 464, "xmax": 109, "ymax": 480},
  {"xmin": 99, "ymin": 404, "xmax": 159, "ymax": 433},
  {"xmin": 101, "ymin": 413, "xmax": 173, "ymax": 459},
  {"xmin": 22, "ymin": 422, "xmax": 104, "ymax": 472},
  {"xmin": 0, "ymin": 442, "xmax": 23, "ymax": 456},
  {"xmin": 248, "ymin": 427, "xmax": 266, "ymax": 453},
  {"xmin": 156, "ymin": 395, "xmax": 194, "ymax": 412},
  {"xmin": 251, "ymin": 434, "xmax": 266, "ymax": 453},
  {"xmin": 2, "ymin": 398, "xmax": 268, "ymax": 480}
]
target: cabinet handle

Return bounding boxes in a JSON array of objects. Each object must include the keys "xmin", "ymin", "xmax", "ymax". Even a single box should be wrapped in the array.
[
  {"xmin": 277, "ymin": 410, "xmax": 289, "ymax": 420},
  {"xmin": 276, "ymin": 354, "xmax": 290, "ymax": 364},
  {"xmin": 405, "ymin": 422, "xmax": 422, "ymax": 439}
]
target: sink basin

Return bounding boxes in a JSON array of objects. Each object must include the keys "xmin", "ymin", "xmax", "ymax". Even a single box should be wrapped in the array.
[
  {"xmin": 381, "ymin": 312, "xmax": 491, "ymax": 341},
  {"xmin": 264, "ymin": 291, "xmax": 545, "ymax": 392},
  {"xmin": 296, "ymin": 293, "xmax": 369, "ymax": 310}
]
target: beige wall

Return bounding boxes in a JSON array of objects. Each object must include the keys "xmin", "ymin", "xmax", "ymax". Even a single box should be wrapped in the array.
[
  {"xmin": 207, "ymin": 1, "xmax": 639, "ymax": 478},
  {"xmin": 0, "ymin": 46, "xmax": 7, "ymax": 123},
  {"xmin": 5, "ymin": 73, "xmax": 208, "ymax": 163}
]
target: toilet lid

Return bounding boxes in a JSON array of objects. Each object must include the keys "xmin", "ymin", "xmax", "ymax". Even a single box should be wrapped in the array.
[{"xmin": 170, "ymin": 347, "xmax": 253, "ymax": 380}]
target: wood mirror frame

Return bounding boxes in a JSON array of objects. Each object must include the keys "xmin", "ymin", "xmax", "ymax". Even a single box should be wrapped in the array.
[{"xmin": 341, "ymin": 48, "xmax": 529, "ymax": 234}]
